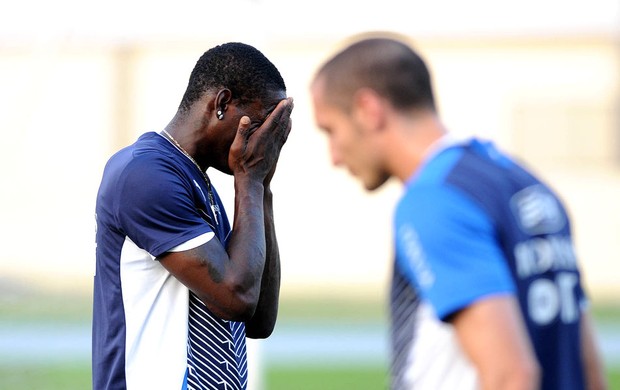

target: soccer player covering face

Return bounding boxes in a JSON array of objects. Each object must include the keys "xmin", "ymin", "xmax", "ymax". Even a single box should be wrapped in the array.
[
  {"xmin": 93, "ymin": 42, "xmax": 293, "ymax": 389},
  {"xmin": 310, "ymin": 34, "xmax": 607, "ymax": 390}
]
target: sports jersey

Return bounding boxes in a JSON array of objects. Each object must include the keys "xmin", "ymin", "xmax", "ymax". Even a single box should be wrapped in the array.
[
  {"xmin": 391, "ymin": 137, "xmax": 586, "ymax": 390},
  {"xmin": 93, "ymin": 132, "xmax": 248, "ymax": 389}
]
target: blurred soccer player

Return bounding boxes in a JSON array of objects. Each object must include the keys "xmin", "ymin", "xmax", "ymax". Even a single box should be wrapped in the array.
[{"xmin": 310, "ymin": 33, "xmax": 607, "ymax": 390}]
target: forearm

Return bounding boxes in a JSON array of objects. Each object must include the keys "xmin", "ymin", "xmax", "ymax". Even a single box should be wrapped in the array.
[
  {"xmin": 223, "ymin": 176, "xmax": 267, "ymax": 318},
  {"xmin": 246, "ymin": 187, "xmax": 281, "ymax": 338}
]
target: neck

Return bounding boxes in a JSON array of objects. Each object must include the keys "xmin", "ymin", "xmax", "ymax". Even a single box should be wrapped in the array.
[
  {"xmin": 164, "ymin": 114, "xmax": 208, "ymax": 171},
  {"xmin": 386, "ymin": 112, "xmax": 446, "ymax": 183},
  {"xmin": 162, "ymin": 127, "xmax": 207, "ymax": 172},
  {"xmin": 161, "ymin": 124, "xmax": 220, "ymax": 225}
]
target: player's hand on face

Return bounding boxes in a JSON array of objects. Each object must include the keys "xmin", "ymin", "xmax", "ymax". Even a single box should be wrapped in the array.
[{"xmin": 228, "ymin": 97, "xmax": 293, "ymax": 182}]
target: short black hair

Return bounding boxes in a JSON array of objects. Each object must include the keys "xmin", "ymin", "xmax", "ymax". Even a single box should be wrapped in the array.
[
  {"xmin": 315, "ymin": 35, "xmax": 435, "ymax": 113},
  {"xmin": 179, "ymin": 42, "xmax": 286, "ymax": 112}
]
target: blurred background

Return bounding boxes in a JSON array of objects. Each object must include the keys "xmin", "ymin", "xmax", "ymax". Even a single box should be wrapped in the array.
[{"xmin": 0, "ymin": 0, "xmax": 618, "ymax": 388}]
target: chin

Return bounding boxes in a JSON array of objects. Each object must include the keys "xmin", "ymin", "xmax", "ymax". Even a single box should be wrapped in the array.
[
  {"xmin": 364, "ymin": 182, "xmax": 382, "ymax": 192},
  {"xmin": 363, "ymin": 176, "xmax": 389, "ymax": 191}
]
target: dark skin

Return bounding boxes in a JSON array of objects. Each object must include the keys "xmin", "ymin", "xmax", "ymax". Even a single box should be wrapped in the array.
[{"xmin": 157, "ymin": 87, "xmax": 293, "ymax": 338}]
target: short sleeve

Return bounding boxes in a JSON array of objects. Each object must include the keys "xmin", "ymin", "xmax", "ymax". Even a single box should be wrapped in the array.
[
  {"xmin": 115, "ymin": 153, "xmax": 213, "ymax": 257},
  {"xmin": 394, "ymin": 185, "xmax": 516, "ymax": 320}
]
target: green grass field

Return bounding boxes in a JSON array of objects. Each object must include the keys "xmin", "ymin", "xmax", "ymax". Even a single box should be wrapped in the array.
[
  {"xmin": 0, "ymin": 362, "xmax": 617, "ymax": 390},
  {"xmin": 0, "ymin": 289, "xmax": 618, "ymax": 389},
  {"xmin": 0, "ymin": 364, "xmax": 390, "ymax": 390}
]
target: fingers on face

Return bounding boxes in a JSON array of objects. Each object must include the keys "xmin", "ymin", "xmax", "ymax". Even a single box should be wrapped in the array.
[
  {"xmin": 266, "ymin": 98, "xmax": 293, "ymax": 129},
  {"xmin": 272, "ymin": 98, "xmax": 294, "ymax": 141},
  {"xmin": 243, "ymin": 98, "xmax": 293, "ymax": 147},
  {"xmin": 280, "ymin": 118, "xmax": 293, "ymax": 145}
]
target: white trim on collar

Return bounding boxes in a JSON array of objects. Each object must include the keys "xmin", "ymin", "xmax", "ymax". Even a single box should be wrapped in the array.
[
  {"xmin": 405, "ymin": 133, "xmax": 466, "ymax": 186},
  {"xmin": 421, "ymin": 133, "xmax": 462, "ymax": 166}
]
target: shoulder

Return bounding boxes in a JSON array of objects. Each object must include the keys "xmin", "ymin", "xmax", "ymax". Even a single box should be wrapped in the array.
[
  {"xmin": 118, "ymin": 135, "xmax": 187, "ymax": 190},
  {"xmin": 104, "ymin": 133, "xmax": 176, "ymax": 178},
  {"xmin": 101, "ymin": 134, "xmax": 193, "ymax": 209},
  {"xmin": 396, "ymin": 178, "xmax": 490, "ymax": 234}
]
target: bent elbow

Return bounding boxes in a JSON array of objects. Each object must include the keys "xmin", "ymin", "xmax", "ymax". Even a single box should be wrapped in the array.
[
  {"xmin": 231, "ymin": 297, "xmax": 258, "ymax": 322},
  {"xmin": 246, "ymin": 329, "xmax": 272, "ymax": 339},
  {"xmin": 246, "ymin": 322, "xmax": 276, "ymax": 339},
  {"xmin": 215, "ymin": 285, "xmax": 259, "ymax": 322}
]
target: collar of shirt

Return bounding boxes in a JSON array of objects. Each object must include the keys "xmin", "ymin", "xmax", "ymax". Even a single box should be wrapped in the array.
[{"xmin": 405, "ymin": 133, "xmax": 465, "ymax": 186}]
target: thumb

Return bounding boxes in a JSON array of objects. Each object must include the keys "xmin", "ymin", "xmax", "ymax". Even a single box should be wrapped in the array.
[{"xmin": 239, "ymin": 115, "xmax": 251, "ymax": 126}]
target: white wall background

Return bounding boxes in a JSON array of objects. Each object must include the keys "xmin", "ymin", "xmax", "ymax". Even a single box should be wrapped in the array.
[{"xmin": 0, "ymin": 0, "xmax": 619, "ymax": 302}]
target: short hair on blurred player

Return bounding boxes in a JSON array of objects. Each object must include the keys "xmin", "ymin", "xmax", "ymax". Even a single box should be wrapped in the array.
[{"xmin": 315, "ymin": 36, "xmax": 436, "ymax": 113}]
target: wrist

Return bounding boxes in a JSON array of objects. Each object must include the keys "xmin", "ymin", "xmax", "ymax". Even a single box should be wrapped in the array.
[{"xmin": 234, "ymin": 174, "xmax": 265, "ymax": 192}]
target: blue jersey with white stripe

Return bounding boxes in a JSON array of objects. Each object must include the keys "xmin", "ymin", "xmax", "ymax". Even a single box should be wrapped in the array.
[
  {"xmin": 394, "ymin": 138, "xmax": 586, "ymax": 390},
  {"xmin": 93, "ymin": 132, "xmax": 248, "ymax": 389}
]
